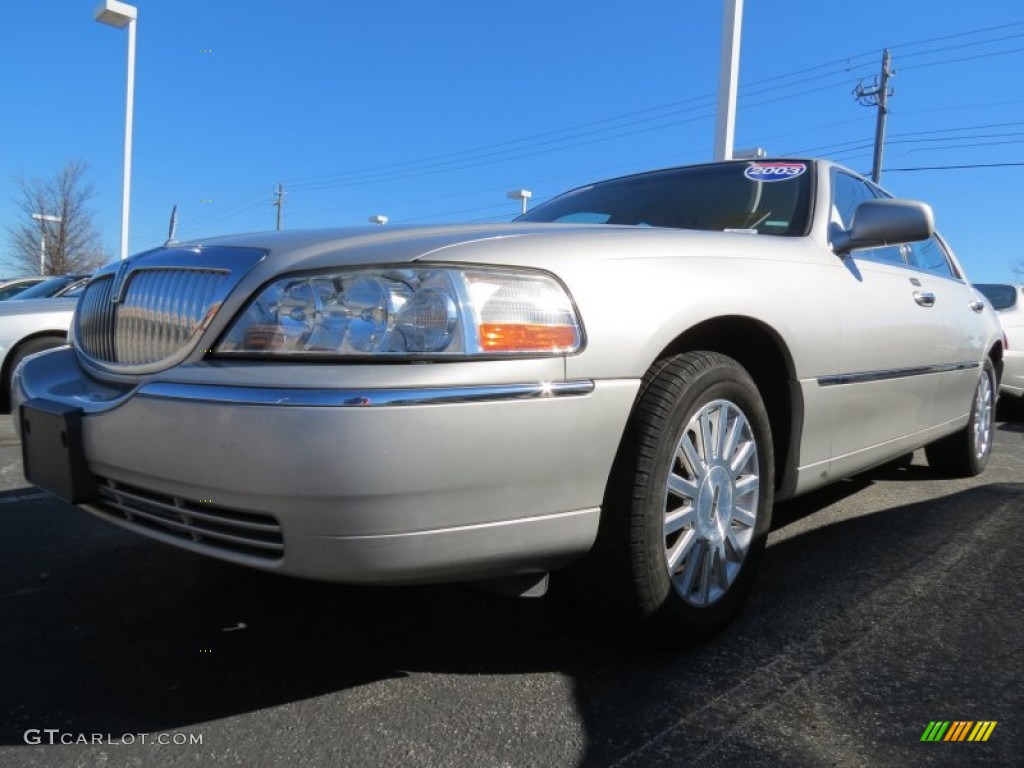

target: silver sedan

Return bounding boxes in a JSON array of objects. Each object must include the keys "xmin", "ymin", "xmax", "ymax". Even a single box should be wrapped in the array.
[{"xmin": 14, "ymin": 158, "xmax": 1003, "ymax": 642}]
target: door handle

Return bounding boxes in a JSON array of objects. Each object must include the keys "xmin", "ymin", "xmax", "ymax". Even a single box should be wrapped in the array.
[
  {"xmin": 913, "ymin": 291, "xmax": 936, "ymax": 307},
  {"xmin": 969, "ymin": 300, "xmax": 986, "ymax": 313}
]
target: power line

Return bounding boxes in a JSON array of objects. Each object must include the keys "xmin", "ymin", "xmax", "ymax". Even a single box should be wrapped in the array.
[
  {"xmin": 906, "ymin": 138, "xmax": 1024, "ymax": 153},
  {"xmin": 887, "ymin": 19, "xmax": 1024, "ymax": 53},
  {"xmin": 886, "ymin": 161, "xmax": 1024, "ymax": 171},
  {"xmin": 133, "ymin": 19, "xmax": 1024, "ymax": 238},
  {"xmin": 901, "ymin": 45, "xmax": 1024, "ymax": 72},
  {"xmin": 282, "ymin": 21, "xmax": 1023, "ymax": 193},
  {"xmin": 896, "ymin": 31, "xmax": 1024, "ymax": 61}
]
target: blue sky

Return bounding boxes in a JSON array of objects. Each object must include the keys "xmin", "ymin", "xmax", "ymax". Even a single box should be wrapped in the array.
[{"xmin": 2, "ymin": 0, "xmax": 1022, "ymax": 282}]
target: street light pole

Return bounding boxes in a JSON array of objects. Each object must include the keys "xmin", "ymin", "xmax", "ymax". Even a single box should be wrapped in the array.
[
  {"xmin": 506, "ymin": 189, "xmax": 532, "ymax": 216},
  {"xmin": 31, "ymin": 213, "xmax": 62, "ymax": 275},
  {"xmin": 94, "ymin": 0, "xmax": 138, "ymax": 261},
  {"xmin": 713, "ymin": 0, "xmax": 744, "ymax": 161}
]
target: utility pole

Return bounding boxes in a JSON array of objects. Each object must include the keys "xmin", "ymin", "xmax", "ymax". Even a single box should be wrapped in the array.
[
  {"xmin": 273, "ymin": 183, "xmax": 284, "ymax": 230},
  {"xmin": 854, "ymin": 49, "xmax": 894, "ymax": 184}
]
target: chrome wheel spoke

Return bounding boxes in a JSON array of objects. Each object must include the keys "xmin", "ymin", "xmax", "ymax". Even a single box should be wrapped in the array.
[
  {"xmin": 667, "ymin": 528, "xmax": 698, "ymax": 572},
  {"xmin": 677, "ymin": 539, "xmax": 704, "ymax": 596},
  {"xmin": 715, "ymin": 404, "xmax": 731, "ymax": 459},
  {"xmin": 679, "ymin": 434, "xmax": 708, "ymax": 482},
  {"xmin": 667, "ymin": 473, "xmax": 700, "ymax": 501},
  {"xmin": 664, "ymin": 504, "xmax": 697, "ymax": 537},
  {"xmin": 731, "ymin": 504, "xmax": 757, "ymax": 529},
  {"xmin": 729, "ymin": 440, "xmax": 755, "ymax": 477},
  {"xmin": 722, "ymin": 416, "xmax": 742, "ymax": 464},
  {"xmin": 734, "ymin": 474, "xmax": 759, "ymax": 500},
  {"xmin": 700, "ymin": 409, "xmax": 716, "ymax": 461}
]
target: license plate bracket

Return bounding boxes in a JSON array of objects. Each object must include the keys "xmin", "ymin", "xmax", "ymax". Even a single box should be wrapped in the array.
[{"xmin": 20, "ymin": 399, "xmax": 97, "ymax": 503}]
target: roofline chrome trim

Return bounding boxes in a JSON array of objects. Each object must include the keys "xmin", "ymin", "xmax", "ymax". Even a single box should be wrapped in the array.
[
  {"xmin": 136, "ymin": 380, "xmax": 596, "ymax": 407},
  {"xmin": 817, "ymin": 361, "xmax": 980, "ymax": 387}
]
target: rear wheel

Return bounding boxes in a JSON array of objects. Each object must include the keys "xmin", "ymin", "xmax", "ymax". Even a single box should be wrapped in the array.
[
  {"xmin": 580, "ymin": 351, "xmax": 774, "ymax": 643},
  {"xmin": 925, "ymin": 359, "xmax": 996, "ymax": 477}
]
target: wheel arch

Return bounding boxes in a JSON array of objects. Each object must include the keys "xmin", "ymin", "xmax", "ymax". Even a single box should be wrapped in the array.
[
  {"xmin": 988, "ymin": 338, "xmax": 1004, "ymax": 389},
  {"xmin": 644, "ymin": 315, "xmax": 803, "ymax": 501}
]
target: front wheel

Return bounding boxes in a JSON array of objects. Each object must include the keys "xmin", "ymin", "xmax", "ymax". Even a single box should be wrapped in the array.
[
  {"xmin": 925, "ymin": 359, "xmax": 996, "ymax": 477},
  {"xmin": 580, "ymin": 351, "xmax": 774, "ymax": 643}
]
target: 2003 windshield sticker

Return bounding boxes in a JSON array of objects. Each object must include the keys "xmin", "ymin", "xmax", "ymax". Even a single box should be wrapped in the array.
[{"xmin": 744, "ymin": 162, "xmax": 806, "ymax": 182}]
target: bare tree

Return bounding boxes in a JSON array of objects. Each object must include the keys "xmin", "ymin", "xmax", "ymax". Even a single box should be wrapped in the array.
[
  {"xmin": 1012, "ymin": 258, "xmax": 1024, "ymax": 282},
  {"xmin": 5, "ymin": 161, "xmax": 110, "ymax": 276}
]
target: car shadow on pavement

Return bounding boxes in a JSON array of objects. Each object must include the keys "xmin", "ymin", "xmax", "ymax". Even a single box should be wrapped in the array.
[{"xmin": 1, "ymin": 481, "xmax": 1022, "ymax": 766}]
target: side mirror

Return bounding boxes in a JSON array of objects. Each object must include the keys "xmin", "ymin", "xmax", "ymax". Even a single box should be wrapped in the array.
[{"xmin": 832, "ymin": 199, "xmax": 934, "ymax": 255}]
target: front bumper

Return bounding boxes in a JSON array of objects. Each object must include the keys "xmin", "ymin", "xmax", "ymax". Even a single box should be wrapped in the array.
[{"xmin": 15, "ymin": 348, "xmax": 639, "ymax": 583}]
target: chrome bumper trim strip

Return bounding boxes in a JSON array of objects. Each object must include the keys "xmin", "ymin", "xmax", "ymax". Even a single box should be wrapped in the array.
[{"xmin": 136, "ymin": 380, "xmax": 596, "ymax": 407}]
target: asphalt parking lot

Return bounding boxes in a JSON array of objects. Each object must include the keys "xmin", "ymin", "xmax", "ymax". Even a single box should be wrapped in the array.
[{"xmin": 0, "ymin": 409, "xmax": 1021, "ymax": 768}]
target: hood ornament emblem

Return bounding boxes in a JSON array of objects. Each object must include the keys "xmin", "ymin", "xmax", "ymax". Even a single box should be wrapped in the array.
[{"xmin": 110, "ymin": 259, "xmax": 132, "ymax": 304}]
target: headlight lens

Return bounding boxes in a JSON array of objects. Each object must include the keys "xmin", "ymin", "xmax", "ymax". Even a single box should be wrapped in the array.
[{"xmin": 216, "ymin": 266, "xmax": 582, "ymax": 358}]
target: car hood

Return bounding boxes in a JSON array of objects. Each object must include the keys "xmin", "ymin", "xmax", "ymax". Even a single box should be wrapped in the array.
[
  {"xmin": 174, "ymin": 223, "xmax": 602, "ymax": 269},
  {"xmin": 170, "ymin": 222, "xmax": 802, "ymax": 274}
]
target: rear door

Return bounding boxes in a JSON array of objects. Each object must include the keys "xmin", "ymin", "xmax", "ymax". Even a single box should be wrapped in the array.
[{"xmin": 904, "ymin": 235, "xmax": 987, "ymax": 424}]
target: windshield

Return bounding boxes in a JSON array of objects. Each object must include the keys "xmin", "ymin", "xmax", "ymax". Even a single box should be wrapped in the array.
[
  {"xmin": 518, "ymin": 161, "xmax": 813, "ymax": 236},
  {"xmin": 13, "ymin": 275, "xmax": 84, "ymax": 300},
  {"xmin": 974, "ymin": 283, "xmax": 1019, "ymax": 311}
]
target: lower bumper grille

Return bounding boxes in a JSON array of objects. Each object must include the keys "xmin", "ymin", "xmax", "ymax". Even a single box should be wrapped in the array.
[{"xmin": 92, "ymin": 478, "xmax": 284, "ymax": 561}]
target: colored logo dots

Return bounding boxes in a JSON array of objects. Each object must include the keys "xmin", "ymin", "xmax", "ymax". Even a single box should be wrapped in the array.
[{"xmin": 920, "ymin": 721, "xmax": 997, "ymax": 742}]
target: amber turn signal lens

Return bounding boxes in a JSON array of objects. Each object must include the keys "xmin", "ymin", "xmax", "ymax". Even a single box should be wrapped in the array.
[{"xmin": 478, "ymin": 323, "xmax": 577, "ymax": 352}]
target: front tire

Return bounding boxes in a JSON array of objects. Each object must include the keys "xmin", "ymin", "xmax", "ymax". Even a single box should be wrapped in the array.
[
  {"xmin": 582, "ymin": 351, "xmax": 774, "ymax": 643},
  {"xmin": 925, "ymin": 359, "xmax": 996, "ymax": 477}
]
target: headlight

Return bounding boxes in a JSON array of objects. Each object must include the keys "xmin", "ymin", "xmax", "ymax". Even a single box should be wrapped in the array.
[{"xmin": 215, "ymin": 266, "xmax": 582, "ymax": 358}]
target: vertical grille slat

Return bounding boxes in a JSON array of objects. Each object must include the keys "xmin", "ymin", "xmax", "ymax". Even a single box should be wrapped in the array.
[{"xmin": 76, "ymin": 268, "xmax": 233, "ymax": 369}]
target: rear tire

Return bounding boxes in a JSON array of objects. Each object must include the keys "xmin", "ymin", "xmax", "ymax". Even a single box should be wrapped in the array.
[
  {"xmin": 577, "ymin": 351, "xmax": 774, "ymax": 644},
  {"xmin": 925, "ymin": 359, "xmax": 996, "ymax": 477}
]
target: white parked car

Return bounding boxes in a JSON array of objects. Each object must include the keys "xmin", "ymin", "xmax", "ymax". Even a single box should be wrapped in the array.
[
  {"xmin": 14, "ymin": 159, "xmax": 1004, "ymax": 642},
  {"xmin": 974, "ymin": 283, "xmax": 1023, "ymax": 402},
  {"xmin": 0, "ymin": 277, "xmax": 91, "ymax": 413}
]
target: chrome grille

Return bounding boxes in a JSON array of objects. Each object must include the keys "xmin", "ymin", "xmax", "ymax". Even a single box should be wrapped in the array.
[
  {"xmin": 76, "ymin": 268, "xmax": 231, "ymax": 368},
  {"xmin": 93, "ymin": 478, "xmax": 284, "ymax": 561},
  {"xmin": 77, "ymin": 275, "xmax": 117, "ymax": 362},
  {"xmin": 117, "ymin": 268, "xmax": 230, "ymax": 364}
]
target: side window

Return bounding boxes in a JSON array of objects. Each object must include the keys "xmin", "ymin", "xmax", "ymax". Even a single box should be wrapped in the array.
[
  {"xmin": 831, "ymin": 171, "xmax": 906, "ymax": 267},
  {"xmin": 906, "ymin": 236, "xmax": 955, "ymax": 279}
]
